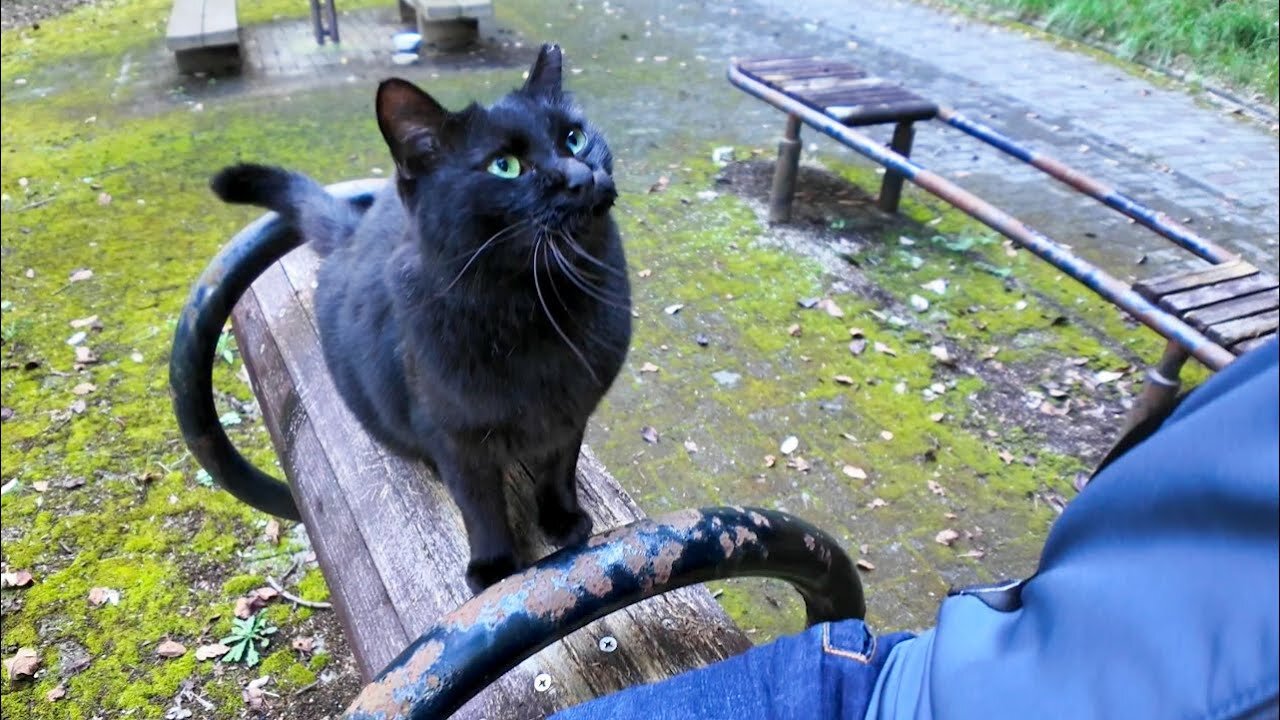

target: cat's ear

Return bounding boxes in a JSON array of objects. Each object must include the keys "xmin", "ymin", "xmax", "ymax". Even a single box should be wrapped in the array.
[
  {"xmin": 522, "ymin": 43, "xmax": 563, "ymax": 99},
  {"xmin": 376, "ymin": 78, "xmax": 450, "ymax": 178}
]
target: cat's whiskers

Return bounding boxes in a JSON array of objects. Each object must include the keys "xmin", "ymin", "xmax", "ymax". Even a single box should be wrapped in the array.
[
  {"xmin": 546, "ymin": 237, "xmax": 632, "ymax": 311},
  {"xmin": 532, "ymin": 238, "xmax": 603, "ymax": 386},
  {"xmin": 436, "ymin": 218, "xmax": 531, "ymax": 296},
  {"xmin": 542, "ymin": 244, "xmax": 630, "ymax": 355},
  {"xmin": 557, "ymin": 230, "xmax": 627, "ymax": 278}
]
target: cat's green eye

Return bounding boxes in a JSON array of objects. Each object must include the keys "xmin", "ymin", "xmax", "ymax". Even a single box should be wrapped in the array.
[
  {"xmin": 565, "ymin": 128, "xmax": 587, "ymax": 155},
  {"xmin": 487, "ymin": 154, "xmax": 522, "ymax": 179}
]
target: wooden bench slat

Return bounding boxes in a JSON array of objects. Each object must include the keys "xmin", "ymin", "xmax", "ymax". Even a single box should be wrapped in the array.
[
  {"xmin": 1232, "ymin": 334, "xmax": 1275, "ymax": 356},
  {"xmin": 233, "ymin": 246, "xmax": 754, "ymax": 717},
  {"xmin": 202, "ymin": 0, "xmax": 240, "ymax": 46},
  {"xmin": 1184, "ymin": 289, "xmax": 1280, "ymax": 329},
  {"xmin": 1133, "ymin": 259, "xmax": 1257, "ymax": 300},
  {"xmin": 166, "ymin": 0, "xmax": 209, "ymax": 50},
  {"xmin": 1160, "ymin": 272, "xmax": 1280, "ymax": 314},
  {"xmin": 1206, "ymin": 309, "xmax": 1279, "ymax": 347},
  {"xmin": 234, "ymin": 286, "xmax": 414, "ymax": 674}
]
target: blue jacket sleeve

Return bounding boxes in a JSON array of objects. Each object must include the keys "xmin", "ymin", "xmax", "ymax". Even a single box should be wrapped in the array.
[{"xmin": 869, "ymin": 339, "xmax": 1280, "ymax": 720}]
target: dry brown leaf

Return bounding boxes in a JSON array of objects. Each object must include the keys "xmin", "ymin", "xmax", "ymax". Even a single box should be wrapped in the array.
[
  {"xmin": 45, "ymin": 684, "xmax": 67, "ymax": 701},
  {"xmin": 32, "ymin": 481, "xmax": 49, "ymax": 493},
  {"xmin": 873, "ymin": 341, "xmax": 897, "ymax": 357},
  {"xmin": 70, "ymin": 383, "xmax": 96, "ymax": 396},
  {"xmin": 929, "ymin": 345, "xmax": 954, "ymax": 366},
  {"xmin": 639, "ymin": 362, "xmax": 660, "ymax": 373},
  {"xmin": 818, "ymin": 298, "xmax": 845, "ymax": 318},
  {"xmin": 763, "ymin": 454, "xmax": 776, "ymax": 468},
  {"xmin": 935, "ymin": 529, "xmax": 961, "ymax": 546},
  {"xmin": 253, "ymin": 587, "xmax": 279, "ymax": 602},
  {"xmin": 234, "ymin": 596, "xmax": 255, "ymax": 620},
  {"xmin": 1, "ymin": 570, "xmax": 34, "ymax": 588},
  {"xmin": 787, "ymin": 323, "xmax": 802, "ymax": 337},
  {"xmin": 264, "ymin": 519, "xmax": 280, "ymax": 545},
  {"xmin": 786, "ymin": 456, "xmax": 811, "ymax": 472},
  {"xmin": 68, "ymin": 315, "xmax": 99, "ymax": 329},
  {"xmin": 291, "ymin": 637, "xmax": 315, "ymax": 654},
  {"xmin": 68, "ymin": 269, "xmax": 93, "ymax": 283},
  {"xmin": 842, "ymin": 465, "xmax": 868, "ymax": 480},
  {"xmin": 87, "ymin": 587, "xmax": 120, "ymax": 607},
  {"xmin": 155, "ymin": 640, "xmax": 186, "ymax": 659},
  {"xmin": 929, "ymin": 412, "xmax": 946, "ymax": 423},
  {"xmin": 195, "ymin": 643, "xmax": 231, "ymax": 661},
  {"xmin": 833, "ymin": 375, "xmax": 855, "ymax": 385},
  {"xmin": 997, "ymin": 449, "xmax": 1015, "ymax": 465},
  {"xmin": 4, "ymin": 648, "xmax": 40, "ymax": 680},
  {"xmin": 855, "ymin": 559, "xmax": 876, "ymax": 571},
  {"xmin": 97, "ymin": 192, "xmax": 112, "ymax": 206}
]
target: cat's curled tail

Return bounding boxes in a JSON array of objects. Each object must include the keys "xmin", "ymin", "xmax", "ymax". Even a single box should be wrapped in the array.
[{"xmin": 211, "ymin": 164, "xmax": 361, "ymax": 257}]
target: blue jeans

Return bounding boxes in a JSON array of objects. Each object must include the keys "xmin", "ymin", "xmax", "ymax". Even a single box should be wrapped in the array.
[{"xmin": 552, "ymin": 621, "xmax": 915, "ymax": 720}]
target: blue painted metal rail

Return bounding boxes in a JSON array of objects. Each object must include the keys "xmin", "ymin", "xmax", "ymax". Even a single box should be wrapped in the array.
[
  {"xmin": 169, "ymin": 177, "xmax": 385, "ymax": 520},
  {"xmin": 935, "ymin": 107, "xmax": 1237, "ymax": 265},
  {"xmin": 343, "ymin": 506, "xmax": 865, "ymax": 720},
  {"xmin": 727, "ymin": 64, "xmax": 1237, "ymax": 371}
]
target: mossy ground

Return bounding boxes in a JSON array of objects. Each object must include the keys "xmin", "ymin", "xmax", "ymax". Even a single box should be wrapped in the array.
[{"xmin": 2, "ymin": 0, "xmax": 1205, "ymax": 715}]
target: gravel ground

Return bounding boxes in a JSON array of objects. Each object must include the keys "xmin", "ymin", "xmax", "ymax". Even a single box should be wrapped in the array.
[{"xmin": 1, "ymin": 0, "xmax": 97, "ymax": 30}]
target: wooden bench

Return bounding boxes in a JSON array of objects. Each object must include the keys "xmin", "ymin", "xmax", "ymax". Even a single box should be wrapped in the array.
[
  {"xmin": 734, "ymin": 56, "xmax": 938, "ymax": 220},
  {"xmin": 166, "ymin": 0, "xmax": 242, "ymax": 75},
  {"xmin": 404, "ymin": 0, "xmax": 493, "ymax": 51},
  {"xmin": 172, "ymin": 180, "xmax": 863, "ymax": 717}
]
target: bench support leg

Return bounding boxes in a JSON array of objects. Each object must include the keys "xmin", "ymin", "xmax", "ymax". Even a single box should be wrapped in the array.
[
  {"xmin": 399, "ymin": 0, "xmax": 416, "ymax": 23},
  {"xmin": 1122, "ymin": 341, "xmax": 1190, "ymax": 435},
  {"xmin": 878, "ymin": 121, "xmax": 914, "ymax": 214},
  {"xmin": 768, "ymin": 114, "xmax": 803, "ymax": 224}
]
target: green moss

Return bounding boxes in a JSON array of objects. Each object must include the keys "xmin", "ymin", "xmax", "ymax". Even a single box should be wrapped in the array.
[{"xmin": 257, "ymin": 648, "xmax": 316, "ymax": 690}]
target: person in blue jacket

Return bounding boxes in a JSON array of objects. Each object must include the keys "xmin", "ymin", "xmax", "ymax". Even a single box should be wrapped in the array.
[{"xmin": 553, "ymin": 338, "xmax": 1279, "ymax": 720}]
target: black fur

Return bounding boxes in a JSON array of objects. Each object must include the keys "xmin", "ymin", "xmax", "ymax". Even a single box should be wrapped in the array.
[{"xmin": 213, "ymin": 44, "xmax": 631, "ymax": 592}]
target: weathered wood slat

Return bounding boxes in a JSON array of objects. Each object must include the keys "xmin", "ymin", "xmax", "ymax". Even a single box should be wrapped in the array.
[
  {"xmin": 1134, "ymin": 259, "xmax": 1258, "ymax": 300},
  {"xmin": 1232, "ymin": 334, "xmax": 1274, "ymax": 356},
  {"xmin": 230, "ymin": 247, "xmax": 753, "ymax": 718},
  {"xmin": 1184, "ymin": 289, "xmax": 1280, "ymax": 329},
  {"xmin": 1206, "ymin": 309, "xmax": 1279, "ymax": 347},
  {"xmin": 1160, "ymin": 273, "xmax": 1279, "ymax": 314}
]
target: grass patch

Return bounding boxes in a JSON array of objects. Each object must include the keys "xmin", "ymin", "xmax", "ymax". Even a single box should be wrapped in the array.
[{"xmin": 947, "ymin": 0, "xmax": 1278, "ymax": 104}]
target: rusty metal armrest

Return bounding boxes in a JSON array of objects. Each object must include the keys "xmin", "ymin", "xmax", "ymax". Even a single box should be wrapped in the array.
[{"xmin": 343, "ymin": 506, "xmax": 866, "ymax": 720}]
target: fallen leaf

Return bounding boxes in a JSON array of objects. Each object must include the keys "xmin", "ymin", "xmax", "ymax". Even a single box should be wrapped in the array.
[
  {"xmin": 97, "ymin": 192, "xmax": 112, "ymax": 206},
  {"xmin": 74, "ymin": 346, "xmax": 98, "ymax": 364},
  {"xmin": 4, "ymin": 648, "xmax": 40, "ymax": 680},
  {"xmin": 1094, "ymin": 370, "xmax": 1124, "ymax": 384},
  {"xmin": 244, "ymin": 675, "xmax": 272, "ymax": 709},
  {"xmin": 87, "ymin": 587, "xmax": 120, "ymax": 607},
  {"xmin": 848, "ymin": 339, "xmax": 867, "ymax": 356},
  {"xmin": 637, "ymin": 268, "xmax": 652, "ymax": 278},
  {"xmin": 880, "ymin": 430, "xmax": 894, "ymax": 441},
  {"xmin": 291, "ymin": 637, "xmax": 315, "ymax": 654},
  {"xmin": 155, "ymin": 640, "xmax": 186, "ymax": 659},
  {"xmin": 817, "ymin": 298, "xmax": 845, "ymax": 318},
  {"xmin": 647, "ymin": 175, "xmax": 669, "ymax": 193},
  {"xmin": 927, "ymin": 480, "xmax": 947, "ymax": 496},
  {"xmin": 71, "ymin": 383, "xmax": 96, "ymax": 396},
  {"xmin": 663, "ymin": 303, "xmax": 684, "ymax": 315},
  {"xmin": 763, "ymin": 454, "xmax": 776, "ymax": 468},
  {"xmin": 46, "ymin": 684, "xmax": 67, "ymax": 701},
  {"xmin": 921, "ymin": 278, "xmax": 948, "ymax": 295},
  {"xmin": 855, "ymin": 559, "xmax": 876, "ymax": 571},
  {"xmin": 909, "ymin": 294, "xmax": 929, "ymax": 312},
  {"xmin": 641, "ymin": 426, "xmax": 660, "ymax": 444},
  {"xmin": 842, "ymin": 465, "xmax": 868, "ymax": 480},
  {"xmin": 929, "ymin": 345, "xmax": 954, "ymax": 366},
  {"xmin": 683, "ymin": 440, "xmax": 699, "ymax": 453},
  {"xmin": 787, "ymin": 323, "xmax": 802, "ymax": 337},
  {"xmin": 981, "ymin": 346, "xmax": 1000, "ymax": 360},
  {"xmin": 935, "ymin": 529, "xmax": 961, "ymax": 546},
  {"xmin": 68, "ymin": 269, "xmax": 93, "ymax": 283},
  {"xmin": 997, "ymin": 449, "xmax": 1015, "ymax": 465},
  {"xmin": 253, "ymin": 587, "xmax": 279, "ymax": 602},
  {"xmin": 639, "ymin": 362, "xmax": 660, "ymax": 373},
  {"xmin": 2, "ymin": 570, "xmax": 34, "ymax": 588},
  {"xmin": 959, "ymin": 549, "xmax": 986, "ymax": 559},
  {"xmin": 786, "ymin": 456, "xmax": 811, "ymax": 472},
  {"xmin": 867, "ymin": 498, "xmax": 888, "ymax": 509},
  {"xmin": 873, "ymin": 342, "xmax": 897, "ymax": 357},
  {"xmin": 32, "ymin": 481, "xmax": 49, "ymax": 493},
  {"xmin": 779, "ymin": 436, "xmax": 799, "ymax": 455},
  {"xmin": 69, "ymin": 315, "xmax": 99, "ymax": 329},
  {"xmin": 848, "ymin": 327, "xmax": 865, "ymax": 338},
  {"xmin": 264, "ymin": 519, "xmax": 280, "ymax": 545},
  {"xmin": 234, "ymin": 596, "xmax": 256, "ymax": 619},
  {"xmin": 833, "ymin": 375, "xmax": 855, "ymax": 385},
  {"xmin": 929, "ymin": 412, "xmax": 946, "ymax": 423},
  {"xmin": 195, "ymin": 643, "xmax": 230, "ymax": 661}
]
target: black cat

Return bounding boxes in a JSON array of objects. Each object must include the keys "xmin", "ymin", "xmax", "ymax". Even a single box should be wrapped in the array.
[{"xmin": 211, "ymin": 44, "xmax": 632, "ymax": 593}]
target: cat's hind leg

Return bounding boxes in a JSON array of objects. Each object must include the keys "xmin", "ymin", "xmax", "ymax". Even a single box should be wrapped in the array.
[{"xmin": 531, "ymin": 429, "xmax": 593, "ymax": 547}]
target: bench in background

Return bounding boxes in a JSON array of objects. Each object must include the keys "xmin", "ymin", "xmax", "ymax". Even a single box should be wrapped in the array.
[{"xmin": 167, "ymin": 0, "xmax": 242, "ymax": 75}]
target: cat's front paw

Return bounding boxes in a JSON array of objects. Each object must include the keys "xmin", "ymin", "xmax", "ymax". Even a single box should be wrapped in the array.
[
  {"xmin": 539, "ymin": 505, "xmax": 594, "ymax": 548},
  {"xmin": 465, "ymin": 555, "xmax": 520, "ymax": 595}
]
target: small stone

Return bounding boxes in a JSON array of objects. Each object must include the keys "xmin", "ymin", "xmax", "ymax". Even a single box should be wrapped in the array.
[
  {"xmin": 155, "ymin": 640, "xmax": 186, "ymax": 659},
  {"xmin": 833, "ymin": 375, "xmax": 855, "ymax": 385},
  {"xmin": 663, "ymin": 303, "xmax": 684, "ymax": 315},
  {"xmin": 779, "ymin": 436, "xmax": 799, "ymax": 455},
  {"xmin": 935, "ymin": 529, "xmax": 961, "ymax": 546},
  {"xmin": 639, "ymin": 362, "xmax": 660, "ymax": 373},
  {"xmin": 711, "ymin": 370, "xmax": 741, "ymax": 387},
  {"xmin": 909, "ymin": 294, "xmax": 929, "ymax": 312},
  {"xmin": 856, "ymin": 559, "xmax": 876, "ymax": 571},
  {"xmin": 842, "ymin": 465, "xmax": 868, "ymax": 480}
]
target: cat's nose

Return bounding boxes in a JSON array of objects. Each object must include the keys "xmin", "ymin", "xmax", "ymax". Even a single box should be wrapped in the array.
[{"xmin": 562, "ymin": 160, "xmax": 594, "ymax": 198}]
